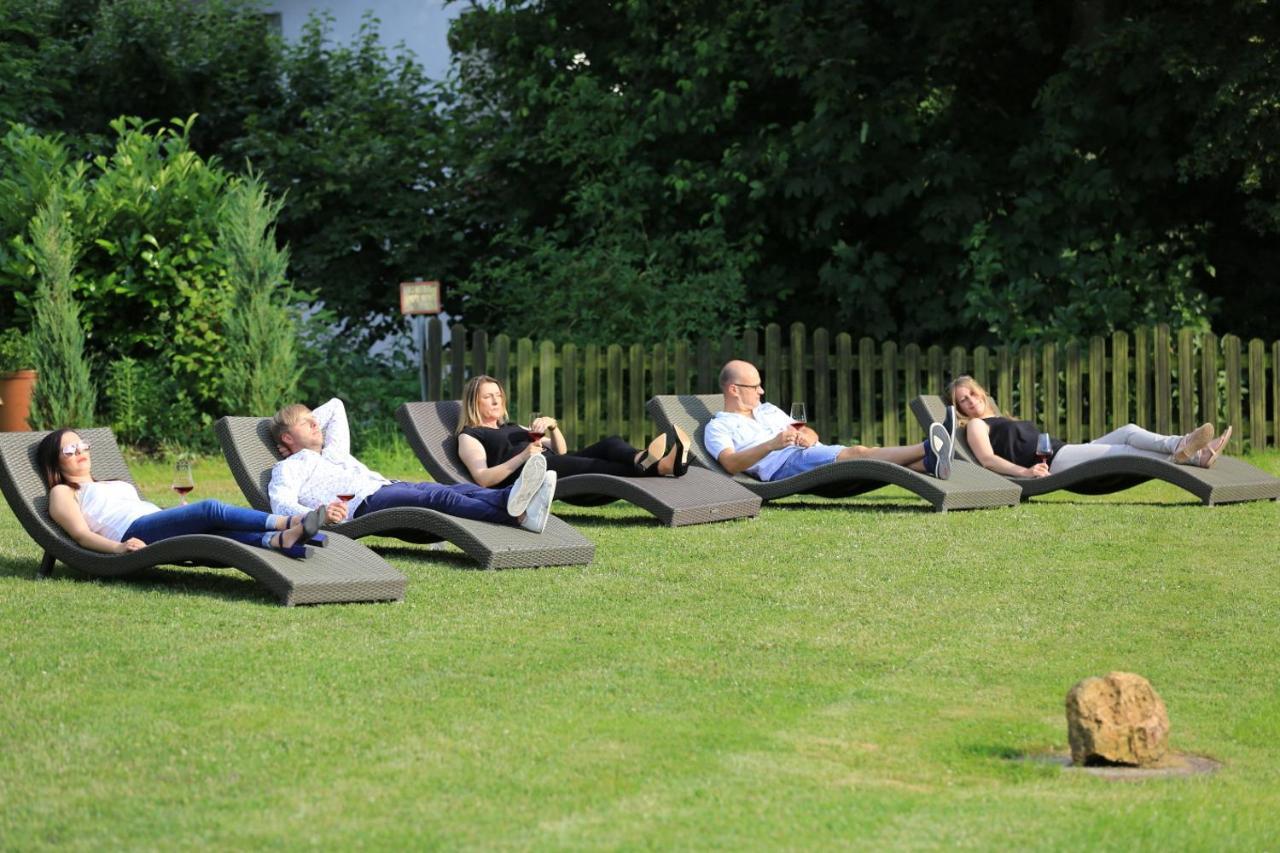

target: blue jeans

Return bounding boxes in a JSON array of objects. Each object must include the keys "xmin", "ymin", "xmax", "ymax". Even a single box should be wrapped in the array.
[
  {"xmin": 122, "ymin": 500, "xmax": 284, "ymax": 548},
  {"xmin": 767, "ymin": 444, "xmax": 844, "ymax": 481},
  {"xmin": 355, "ymin": 481, "xmax": 514, "ymax": 526}
]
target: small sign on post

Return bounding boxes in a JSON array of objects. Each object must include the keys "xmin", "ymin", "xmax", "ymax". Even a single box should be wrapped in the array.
[
  {"xmin": 400, "ymin": 280, "xmax": 443, "ymax": 401},
  {"xmin": 399, "ymin": 280, "xmax": 442, "ymax": 315}
]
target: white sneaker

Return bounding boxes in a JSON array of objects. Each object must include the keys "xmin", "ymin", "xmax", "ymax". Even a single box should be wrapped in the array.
[
  {"xmin": 506, "ymin": 454, "xmax": 547, "ymax": 516},
  {"xmin": 519, "ymin": 471, "xmax": 556, "ymax": 534}
]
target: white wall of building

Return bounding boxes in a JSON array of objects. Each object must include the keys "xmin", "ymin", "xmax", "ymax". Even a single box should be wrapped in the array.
[{"xmin": 263, "ymin": 0, "xmax": 460, "ymax": 80}]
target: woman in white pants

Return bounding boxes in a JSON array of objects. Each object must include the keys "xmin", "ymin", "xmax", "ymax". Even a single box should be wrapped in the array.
[{"xmin": 945, "ymin": 375, "xmax": 1232, "ymax": 478}]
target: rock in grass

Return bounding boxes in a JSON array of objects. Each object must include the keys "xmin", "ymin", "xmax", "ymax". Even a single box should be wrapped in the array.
[{"xmin": 1065, "ymin": 672, "xmax": 1170, "ymax": 766}]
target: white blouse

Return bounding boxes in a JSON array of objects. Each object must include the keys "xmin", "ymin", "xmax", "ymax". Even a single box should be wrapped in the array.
[{"xmin": 78, "ymin": 480, "xmax": 161, "ymax": 542}]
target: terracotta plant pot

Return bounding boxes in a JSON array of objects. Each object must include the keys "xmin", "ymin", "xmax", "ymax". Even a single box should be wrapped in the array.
[{"xmin": 0, "ymin": 370, "xmax": 37, "ymax": 431}]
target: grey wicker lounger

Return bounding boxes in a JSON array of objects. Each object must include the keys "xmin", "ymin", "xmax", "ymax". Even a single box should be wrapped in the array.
[
  {"xmin": 910, "ymin": 394, "xmax": 1280, "ymax": 505},
  {"xmin": 215, "ymin": 416, "xmax": 595, "ymax": 569},
  {"xmin": 646, "ymin": 394, "xmax": 1021, "ymax": 512},
  {"xmin": 395, "ymin": 401, "xmax": 762, "ymax": 527},
  {"xmin": 0, "ymin": 428, "xmax": 406, "ymax": 606}
]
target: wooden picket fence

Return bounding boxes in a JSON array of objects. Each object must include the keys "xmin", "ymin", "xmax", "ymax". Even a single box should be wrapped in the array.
[{"xmin": 420, "ymin": 320, "xmax": 1280, "ymax": 455}]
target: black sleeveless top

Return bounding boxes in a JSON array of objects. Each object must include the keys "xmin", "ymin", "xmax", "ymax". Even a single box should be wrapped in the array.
[
  {"xmin": 981, "ymin": 417, "xmax": 1064, "ymax": 467},
  {"xmin": 461, "ymin": 424, "xmax": 559, "ymax": 486}
]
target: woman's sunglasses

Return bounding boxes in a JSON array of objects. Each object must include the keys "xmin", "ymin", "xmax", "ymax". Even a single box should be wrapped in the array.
[{"xmin": 61, "ymin": 442, "xmax": 91, "ymax": 456}]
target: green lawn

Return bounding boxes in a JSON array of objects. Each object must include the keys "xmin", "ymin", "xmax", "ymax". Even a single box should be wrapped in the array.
[{"xmin": 2, "ymin": 448, "xmax": 1279, "ymax": 849}]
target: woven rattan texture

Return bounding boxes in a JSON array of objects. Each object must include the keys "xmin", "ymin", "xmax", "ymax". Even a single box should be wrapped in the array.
[
  {"xmin": 214, "ymin": 416, "xmax": 594, "ymax": 568},
  {"xmin": 646, "ymin": 395, "xmax": 1021, "ymax": 512},
  {"xmin": 396, "ymin": 402, "xmax": 761, "ymax": 527},
  {"xmin": 910, "ymin": 395, "xmax": 1280, "ymax": 505},
  {"xmin": 0, "ymin": 429, "xmax": 405, "ymax": 605}
]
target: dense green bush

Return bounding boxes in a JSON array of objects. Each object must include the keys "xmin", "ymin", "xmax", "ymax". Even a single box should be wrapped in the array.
[{"xmin": 0, "ymin": 118, "xmax": 295, "ymax": 445}]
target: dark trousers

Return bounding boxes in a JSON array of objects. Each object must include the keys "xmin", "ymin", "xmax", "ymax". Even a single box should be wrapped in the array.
[
  {"xmin": 355, "ymin": 481, "xmax": 514, "ymax": 526},
  {"xmin": 545, "ymin": 436, "xmax": 642, "ymax": 478}
]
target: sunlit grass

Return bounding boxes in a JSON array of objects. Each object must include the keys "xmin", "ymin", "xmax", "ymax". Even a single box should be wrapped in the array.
[{"xmin": 2, "ymin": 449, "xmax": 1277, "ymax": 848}]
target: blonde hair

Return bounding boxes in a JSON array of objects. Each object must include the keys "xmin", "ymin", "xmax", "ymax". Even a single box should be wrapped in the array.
[
  {"xmin": 457, "ymin": 375, "xmax": 508, "ymax": 434},
  {"xmin": 944, "ymin": 375, "xmax": 994, "ymax": 424},
  {"xmin": 270, "ymin": 403, "xmax": 312, "ymax": 447}
]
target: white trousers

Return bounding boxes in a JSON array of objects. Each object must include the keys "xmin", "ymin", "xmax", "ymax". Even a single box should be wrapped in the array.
[{"xmin": 1049, "ymin": 423, "xmax": 1182, "ymax": 473}]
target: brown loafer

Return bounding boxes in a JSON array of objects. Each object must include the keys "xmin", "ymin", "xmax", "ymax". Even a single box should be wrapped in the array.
[
  {"xmin": 1195, "ymin": 425, "xmax": 1231, "ymax": 468},
  {"xmin": 1171, "ymin": 423, "xmax": 1214, "ymax": 464}
]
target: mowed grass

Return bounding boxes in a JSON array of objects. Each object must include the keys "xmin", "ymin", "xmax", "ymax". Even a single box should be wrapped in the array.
[{"xmin": 2, "ymin": 447, "xmax": 1278, "ymax": 849}]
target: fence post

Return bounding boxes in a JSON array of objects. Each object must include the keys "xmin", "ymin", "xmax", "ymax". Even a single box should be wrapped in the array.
[
  {"xmin": 533, "ymin": 340, "xmax": 551, "ymax": 421},
  {"xmin": 1111, "ymin": 332, "xmax": 1129, "ymax": 433},
  {"xmin": 1065, "ymin": 340, "xmax": 1082, "ymax": 443},
  {"xmin": 902, "ymin": 343, "xmax": 922, "ymax": 445},
  {"xmin": 790, "ymin": 323, "xmax": 807, "ymax": 416},
  {"xmin": 585, "ymin": 344, "xmax": 601, "ymax": 445},
  {"xmin": 493, "ymin": 334, "xmax": 511, "ymax": 402},
  {"xmin": 516, "ymin": 337, "xmax": 534, "ymax": 426},
  {"xmin": 652, "ymin": 342, "xmax": 669, "ymax": 398},
  {"xmin": 1133, "ymin": 326, "xmax": 1150, "ymax": 429},
  {"xmin": 997, "ymin": 346, "xmax": 1013, "ymax": 417},
  {"xmin": 764, "ymin": 324, "xmax": 783, "ymax": 399},
  {"xmin": 1273, "ymin": 341, "xmax": 1280, "ymax": 451},
  {"xmin": 562, "ymin": 343, "xmax": 578, "ymax": 448},
  {"xmin": 697, "ymin": 337, "xmax": 714, "ymax": 393},
  {"xmin": 1248, "ymin": 338, "xmax": 1265, "ymax": 452},
  {"xmin": 629, "ymin": 344, "xmax": 645, "ymax": 447},
  {"xmin": 744, "ymin": 328, "xmax": 760, "ymax": 365},
  {"xmin": 1177, "ymin": 327, "xmax": 1196, "ymax": 433},
  {"xmin": 837, "ymin": 334, "xmax": 853, "ymax": 444},
  {"xmin": 1042, "ymin": 342, "xmax": 1059, "ymax": 439},
  {"xmin": 1154, "ymin": 325, "xmax": 1172, "ymax": 435},
  {"xmin": 1089, "ymin": 336, "xmax": 1106, "ymax": 436},
  {"xmin": 813, "ymin": 327, "xmax": 831, "ymax": 442},
  {"xmin": 674, "ymin": 340, "xmax": 691, "ymax": 395},
  {"xmin": 450, "ymin": 322, "xmax": 467, "ymax": 400},
  {"xmin": 426, "ymin": 316, "xmax": 443, "ymax": 402},
  {"xmin": 859, "ymin": 337, "xmax": 876, "ymax": 446},
  {"xmin": 973, "ymin": 345, "xmax": 990, "ymax": 394},
  {"xmin": 949, "ymin": 346, "xmax": 966, "ymax": 384},
  {"xmin": 882, "ymin": 340, "xmax": 899, "ymax": 445},
  {"xmin": 1018, "ymin": 345, "xmax": 1036, "ymax": 423},
  {"xmin": 606, "ymin": 344, "xmax": 624, "ymax": 438},
  {"xmin": 472, "ymin": 329, "xmax": 489, "ymax": 380},
  {"xmin": 927, "ymin": 345, "xmax": 944, "ymax": 410},
  {"xmin": 1200, "ymin": 331, "xmax": 1219, "ymax": 437},
  {"xmin": 1224, "ymin": 334, "xmax": 1243, "ymax": 454}
]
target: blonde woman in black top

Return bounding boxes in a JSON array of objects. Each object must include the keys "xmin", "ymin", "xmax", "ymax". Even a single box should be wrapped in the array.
[
  {"xmin": 455, "ymin": 375, "xmax": 689, "ymax": 488},
  {"xmin": 945, "ymin": 375, "xmax": 1232, "ymax": 478}
]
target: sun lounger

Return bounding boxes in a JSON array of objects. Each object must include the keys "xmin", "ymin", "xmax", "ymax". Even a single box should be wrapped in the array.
[
  {"xmin": 395, "ymin": 401, "xmax": 762, "ymax": 527},
  {"xmin": 909, "ymin": 394, "xmax": 1280, "ymax": 505},
  {"xmin": 0, "ymin": 428, "xmax": 406, "ymax": 605},
  {"xmin": 646, "ymin": 395, "xmax": 1021, "ymax": 512},
  {"xmin": 215, "ymin": 416, "xmax": 595, "ymax": 569}
]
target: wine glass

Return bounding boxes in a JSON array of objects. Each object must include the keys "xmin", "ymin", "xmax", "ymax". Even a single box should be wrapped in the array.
[
  {"xmin": 171, "ymin": 460, "xmax": 194, "ymax": 505},
  {"xmin": 789, "ymin": 402, "xmax": 807, "ymax": 431},
  {"xmin": 1035, "ymin": 433, "xmax": 1053, "ymax": 467},
  {"xmin": 527, "ymin": 411, "xmax": 545, "ymax": 444}
]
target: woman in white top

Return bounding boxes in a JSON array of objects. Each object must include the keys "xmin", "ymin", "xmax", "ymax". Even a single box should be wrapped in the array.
[{"xmin": 38, "ymin": 429, "xmax": 322, "ymax": 558}]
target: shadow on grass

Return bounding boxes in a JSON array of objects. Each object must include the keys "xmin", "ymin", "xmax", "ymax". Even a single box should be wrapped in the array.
[
  {"xmin": 0, "ymin": 553, "xmax": 272, "ymax": 605},
  {"xmin": 368, "ymin": 544, "xmax": 478, "ymax": 569},
  {"xmin": 548, "ymin": 511, "xmax": 660, "ymax": 528},
  {"xmin": 762, "ymin": 499, "xmax": 946, "ymax": 514}
]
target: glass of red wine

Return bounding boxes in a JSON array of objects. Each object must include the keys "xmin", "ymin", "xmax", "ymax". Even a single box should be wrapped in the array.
[
  {"xmin": 789, "ymin": 402, "xmax": 807, "ymax": 431},
  {"xmin": 527, "ymin": 411, "xmax": 545, "ymax": 444},
  {"xmin": 171, "ymin": 460, "xmax": 194, "ymax": 505},
  {"xmin": 1036, "ymin": 433, "xmax": 1054, "ymax": 468},
  {"xmin": 336, "ymin": 492, "xmax": 355, "ymax": 504}
]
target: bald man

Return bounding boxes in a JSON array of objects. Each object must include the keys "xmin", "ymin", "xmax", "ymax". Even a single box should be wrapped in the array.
[{"xmin": 704, "ymin": 360, "xmax": 954, "ymax": 481}]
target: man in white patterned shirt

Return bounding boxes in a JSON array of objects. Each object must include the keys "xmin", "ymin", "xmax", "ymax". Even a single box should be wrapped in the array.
[
  {"xmin": 703, "ymin": 360, "xmax": 953, "ymax": 481},
  {"xmin": 268, "ymin": 398, "xmax": 556, "ymax": 533}
]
